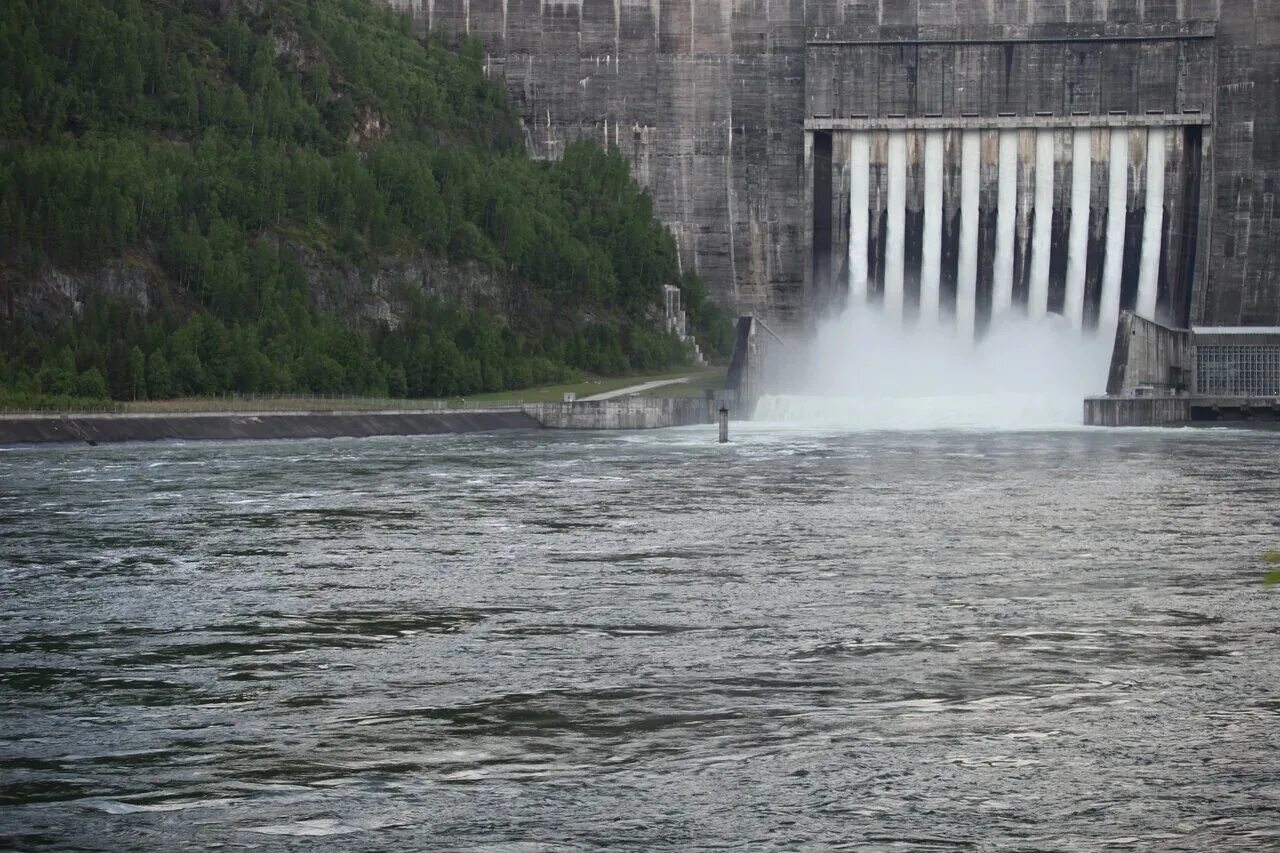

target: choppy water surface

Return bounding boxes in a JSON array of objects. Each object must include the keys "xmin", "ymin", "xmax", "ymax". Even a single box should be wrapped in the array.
[{"xmin": 2, "ymin": 426, "xmax": 1279, "ymax": 850}]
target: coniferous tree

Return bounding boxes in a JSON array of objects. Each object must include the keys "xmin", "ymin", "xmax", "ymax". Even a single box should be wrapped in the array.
[{"xmin": 129, "ymin": 346, "xmax": 147, "ymax": 400}]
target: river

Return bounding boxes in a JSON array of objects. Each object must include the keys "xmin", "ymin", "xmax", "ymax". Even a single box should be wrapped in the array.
[{"xmin": 2, "ymin": 426, "xmax": 1278, "ymax": 850}]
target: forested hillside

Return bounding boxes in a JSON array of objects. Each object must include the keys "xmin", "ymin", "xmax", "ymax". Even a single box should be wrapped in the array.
[{"xmin": 0, "ymin": 0, "xmax": 729, "ymax": 406}]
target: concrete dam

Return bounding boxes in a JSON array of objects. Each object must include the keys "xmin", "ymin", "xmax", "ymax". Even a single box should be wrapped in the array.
[{"xmin": 384, "ymin": 0, "xmax": 1278, "ymax": 336}]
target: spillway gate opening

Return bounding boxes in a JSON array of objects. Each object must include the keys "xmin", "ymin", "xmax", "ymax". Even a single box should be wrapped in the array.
[{"xmin": 806, "ymin": 118, "xmax": 1208, "ymax": 339}]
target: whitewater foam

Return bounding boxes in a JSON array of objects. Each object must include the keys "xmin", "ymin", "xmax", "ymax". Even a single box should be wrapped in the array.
[{"xmin": 753, "ymin": 302, "xmax": 1112, "ymax": 431}]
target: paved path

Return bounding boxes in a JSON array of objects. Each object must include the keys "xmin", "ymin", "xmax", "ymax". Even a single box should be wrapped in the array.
[{"xmin": 578, "ymin": 377, "xmax": 691, "ymax": 401}]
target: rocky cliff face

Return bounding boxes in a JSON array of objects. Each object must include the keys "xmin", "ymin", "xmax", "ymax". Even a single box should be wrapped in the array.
[
  {"xmin": 3, "ymin": 248, "xmax": 543, "ymax": 330},
  {"xmin": 390, "ymin": 0, "xmax": 1280, "ymax": 328},
  {"xmin": 5, "ymin": 256, "xmax": 168, "ymax": 324}
]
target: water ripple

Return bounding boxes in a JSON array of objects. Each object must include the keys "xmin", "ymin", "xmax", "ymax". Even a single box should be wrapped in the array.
[{"xmin": 1, "ymin": 429, "xmax": 1278, "ymax": 849}]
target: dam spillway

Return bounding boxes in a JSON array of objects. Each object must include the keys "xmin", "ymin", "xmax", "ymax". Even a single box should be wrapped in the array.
[{"xmin": 827, "ymin": 121, "xmax": 1192, "ymax": 337}]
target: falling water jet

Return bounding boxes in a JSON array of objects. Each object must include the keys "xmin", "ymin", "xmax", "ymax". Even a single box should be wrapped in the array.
[
  {"xmin": 992, "ymin": 130, "xmax": 1017, "ymax": 319},
  {"xmin": 848, "ymin": 132, "xmax": 871, "ymax": 303},
  {"xmin": 1028, "ymin": 129, "xmax": 1055, "ymax": 318},
  {"xmin": 1136, "ymin": 126, "xmax": 1166, "ymax": 320},
  {"xmin": 884, "ymin": 131, "xmax": 907, "ymax": 322},
  {"xmin": 956, "ymin": 130, "xmax": 980, "ymax": 342},
  {"xmin": 1099, "ymin": 128, "xmax": 1129, "ymax": 333},
  {"xmin": 920, "ymin": 131, "xmax": 944, "ymax": 325},
  {"xmin": 1064, "ymin": 128, "xmax": 1092, "ymax": 330}
]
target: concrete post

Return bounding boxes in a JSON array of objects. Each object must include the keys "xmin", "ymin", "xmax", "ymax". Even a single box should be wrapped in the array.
[{"xmin": 718, "ymin": 406, "xmax": 730, "ymax": 443}]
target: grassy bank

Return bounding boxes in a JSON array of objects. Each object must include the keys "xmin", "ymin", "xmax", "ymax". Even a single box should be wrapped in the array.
[{"xmin": 0, "ymin": 368, "xmax": 727, "ymax": 415}]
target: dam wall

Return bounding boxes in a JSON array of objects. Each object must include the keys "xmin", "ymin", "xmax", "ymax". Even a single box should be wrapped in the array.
[
  {"xmin": 523, "ymin": 396, "xmax": 715, "ymax": 428},
  {"xmin": 1104, "ymin": 312, "xmax": 1193, "ymax": 396},
  {"xmin": 1083, "ymin": 395, "xmax": 1191, "ymax": 427},
  {"xmin": 725, "ymin": 315, "xmax": 787, "ymax": 412},
  {"xmin": 383, "ymin": 0, "xmax": 1280, "ymax": 331}
]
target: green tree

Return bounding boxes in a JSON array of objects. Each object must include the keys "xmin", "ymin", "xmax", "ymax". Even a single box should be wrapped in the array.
[
  {"xmin": 0, "ymin": 0, "xmax": 711, "ymax": 409},
  {"xmin": 129, "ymin": 345, "xmax": 147, "ymax": 400},
  {"xmin": 74, "ymin": 367, "xmax": 108, "ymax": 399},
  {"xmin": 146, "ymin": 350, "xmax": 174, "ymax": 399},
  {"xmin": 36, "ymin": 346, "xmax": 77, "ymax": 396}
]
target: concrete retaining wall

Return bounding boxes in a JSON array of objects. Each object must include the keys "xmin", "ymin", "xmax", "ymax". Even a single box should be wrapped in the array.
[
  {"xmin": 1084, "ymin": 396, "xmax": 1191, "ymax": 427},
  {"xmin": 1105, "ymin": 312, "xmax": 1194, "ymax": 396},
  {"xmin": 725, "ymin": 316, "xmax": 787, "ymax": 414},
  {"xmin": 1190, "ymin": 396, "xmax": 1280, "ymax": 422},
  {"xmin": 0, "ymin": 410, "xmax": 541, "ymax": 445},
  {"xmin": 523, "ymin": 397, "xmax": 715, "ymax": 429}
]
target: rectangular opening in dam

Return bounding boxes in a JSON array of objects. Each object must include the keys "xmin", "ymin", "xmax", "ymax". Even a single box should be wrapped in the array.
[{"xmin": 811, "ymin": 130, "xmax": 833, "ymax": 316}]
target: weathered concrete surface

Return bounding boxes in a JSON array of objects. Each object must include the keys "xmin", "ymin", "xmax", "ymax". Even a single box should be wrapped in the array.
[
  {"xmin": 1189, "ymin": 397, "xmax": 1280, "ymax": 422},
  {"xmin": 1086, "ymin": 313, "xmax": 1280, "ymax": 425},
  {"xmin": 1084, "ymin": 393, "xmax": 1280, "ymax": 426},
  {"xmin": 0, "ymin": 410, "xmax": 540, "ymax": 445},
  {"xmin": 385, "ymin": 0, "xmax": 1279, "ymax": 329},
  {"xmin": 1190, "ymin": 396, "xmax": 1280, "ymax": 420},
  {"xmin": 725, "ymin": 315, "xmax": 787, "ymax": 413},
  {"xmin": 523, "ymin": 397, "xmax": 715, "ymax": 429},
  {"xmin": 1105, "ymin": 311, "xmax": 1193, "ymax": 396},
  {"xmin": 1084, "ymin": 395, "xmax": 1191, "ymax": 426}
]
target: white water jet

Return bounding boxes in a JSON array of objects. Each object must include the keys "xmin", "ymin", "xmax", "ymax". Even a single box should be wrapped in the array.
[
  {"xmin": 1099, "ymin": 128, "xmax": 1129, "ymax": 334},
  {"xmin": 1063, "ymin": 128, "xmax": 1092, "ymax": 330},
  {"xmin": 1028, "ymin": 130, "xmax": 1055, "ymax": 318},
  {"xmin": 920, "ymin": 131, "xmax": 944, "ymax": 325},
  {"xmin": 1136, "ymin": 126, "xmax": 1166, "ymax": 320},
  {"xmin": 753, "ymin": 301, "xmax": 1112, "ymax": 431},
  {"xmin": 956, "ymin": 130, "xmax": 980, "ymax": 341},
  {"xmin": 848, "ymin": 132, "xmax": 871, "ymax": 303},
  {"xmin": 992, "ymin": 130, "xmax": 1018, "ymax": 318},
  {"xmin": 884, "ymin": 131, "xmax": 907, "ymax": 323}
]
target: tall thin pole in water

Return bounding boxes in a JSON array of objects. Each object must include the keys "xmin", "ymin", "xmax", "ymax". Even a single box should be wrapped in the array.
[
  {"xmin": 884, "ymin": 131, "xmax": 907, "ymax": 323},
  {"xmin": 956, "ymin": 129, "xmax": 980, "ymax": 342},
  {"xmin": 1028, "ymin": 129, "xmax": 1055, "ymax": 318},
  {"xmin": 1136, "ymin": 126, "xmax": 1166, "ymax": 320},
  {"xmin": 1064, "ymin": 128, "xmax": 1092, "ymax": 330},
  {"xmin": 1099, "ymin": 128, "xmax": 1129, "ymax": 333},
  {"xmin": 920, "ymin": 131, "xmax": 944, "ymax": 325},
  {"xmin": 848, "ymin": 132, "xmax": 871, "ymax": 304},
  {"xmin": 992, "ymin": 130, "xmax": 1018, "ymax": 319}
]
